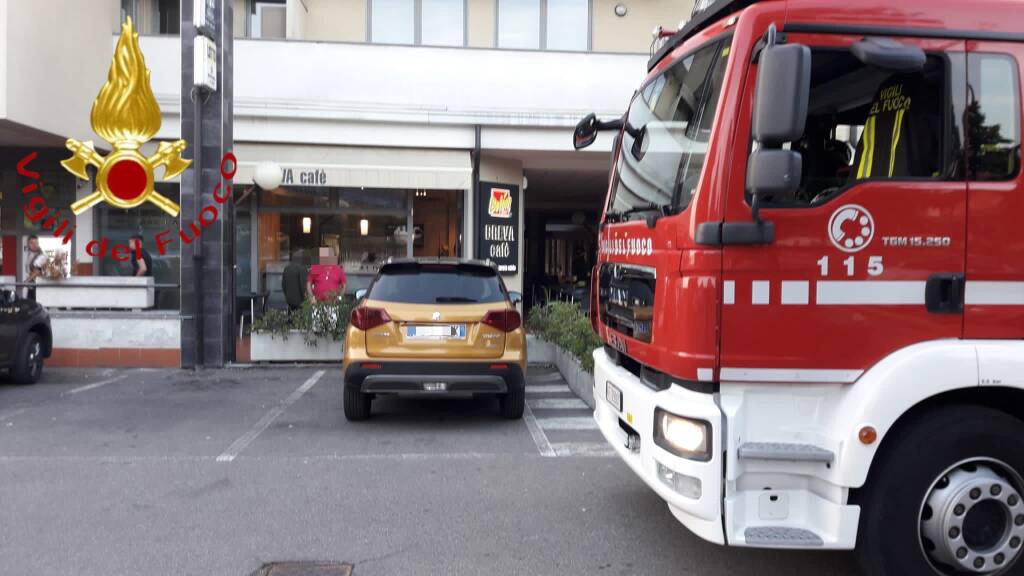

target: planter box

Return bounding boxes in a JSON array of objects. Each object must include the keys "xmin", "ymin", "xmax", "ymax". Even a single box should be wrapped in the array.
[
  {"xmin": 529, "ymin": 336, "xmax": 596, "ymax": 409},
  {"xmin": 35, "ymin": 276, "xmax": 154, "ymax": 309},
  {"xmin": 250, "ymin": 331, "xmax": 344, "ymax": 362}
]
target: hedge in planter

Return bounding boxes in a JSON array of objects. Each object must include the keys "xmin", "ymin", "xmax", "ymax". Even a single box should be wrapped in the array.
[
  {"xmin": 250, "ymin": 295, "xmax": 354, "ymax": 347},
  {"xmin": 526, "ymin": 301, "xmax": 602, "ymax": 372}
]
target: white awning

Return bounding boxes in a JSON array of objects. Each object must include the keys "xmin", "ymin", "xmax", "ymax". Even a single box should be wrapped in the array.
[{"xmin": 233, "ymin": 143, "xmax": 472, "ymax": 190}]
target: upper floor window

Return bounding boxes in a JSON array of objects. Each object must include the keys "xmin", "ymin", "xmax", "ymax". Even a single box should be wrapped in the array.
[
  {"xmin": 121, "ymin": 0, "xmax": 179, "ymax": 34},
  {"xmin": 370, "ymin": 0, "xmax": 466, "ymax": 46},
  {"xmin": 253, "ymin": 0, "xmax": 287, "ymax": 39},
  {"xmin": 497, "ymin": 0, "xmax": 590, "ymax": 51}
]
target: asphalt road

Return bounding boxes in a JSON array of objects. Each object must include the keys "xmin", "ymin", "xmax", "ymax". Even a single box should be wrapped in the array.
[{"xmin": 0, "ymin": 366, "xmax": 861, "ymax": 576}]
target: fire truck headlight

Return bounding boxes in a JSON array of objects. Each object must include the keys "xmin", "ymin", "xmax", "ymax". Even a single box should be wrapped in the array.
[{"xmin": 654, "ymin": 408, "xmax": 711, "ymax": 461}]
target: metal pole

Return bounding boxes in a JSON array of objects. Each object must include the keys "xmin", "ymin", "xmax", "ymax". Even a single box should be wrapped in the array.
[{"xmin": 193, "ymin": 93, "xmax": 204, "ymax": 369}]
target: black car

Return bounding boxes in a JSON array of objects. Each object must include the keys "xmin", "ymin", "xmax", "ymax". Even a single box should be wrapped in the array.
[{"xmin": 0, "ymin": 288, "xmax": 52, "ymax": 384}]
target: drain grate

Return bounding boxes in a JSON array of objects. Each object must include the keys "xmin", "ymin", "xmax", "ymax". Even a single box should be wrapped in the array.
[{"xmin": 253, "ymin": 562, "xmax": 353, "ymax": 576}]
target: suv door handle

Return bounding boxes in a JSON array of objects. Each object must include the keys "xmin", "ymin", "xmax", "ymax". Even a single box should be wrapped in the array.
[{"xmin": 925, "ymin": 273, "xmax": 964, "ymax": 314}]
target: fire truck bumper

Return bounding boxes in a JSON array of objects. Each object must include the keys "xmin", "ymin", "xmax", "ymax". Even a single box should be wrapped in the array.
[{"xmin": 593, "ymin": 348, "xmax": 726, "ymax": 545}]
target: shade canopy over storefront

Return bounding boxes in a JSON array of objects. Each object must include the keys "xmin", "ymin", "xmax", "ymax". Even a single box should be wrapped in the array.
[{"xmin": 233, "ymin": 144, "xmax": 473, "ymax": 191}]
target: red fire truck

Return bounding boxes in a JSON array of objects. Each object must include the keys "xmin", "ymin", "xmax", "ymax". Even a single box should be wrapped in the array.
[{"xmin": 575, "ymin": 0, "xmax": 1024, "ymax": 574}]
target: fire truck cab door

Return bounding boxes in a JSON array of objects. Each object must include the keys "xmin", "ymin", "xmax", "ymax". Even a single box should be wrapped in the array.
[{"xmin": 719, "ymin": 34, "xmax": 967, "ymax": 383}]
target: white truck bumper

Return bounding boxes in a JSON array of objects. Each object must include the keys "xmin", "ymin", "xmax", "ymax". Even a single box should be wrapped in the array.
[{"xmin": 592, "ymin": 348, "xmax": 726, "ymax": 545}]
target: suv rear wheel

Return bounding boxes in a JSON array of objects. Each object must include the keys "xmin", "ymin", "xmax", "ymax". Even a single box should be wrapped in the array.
[
  {"xmin": 499, "ymin": 387, "xmax": 524, "ymax": 419},
  {"xmin": 856, "ymin": 405, "xmax": 1024, "ymax": 576},
  {"xmin": 343, "ymin": 386, "xmax": 372, "ymax": 421},
  {"xmin": 12, "ymin": 332, "xmax": 43, "ymax": 384}
]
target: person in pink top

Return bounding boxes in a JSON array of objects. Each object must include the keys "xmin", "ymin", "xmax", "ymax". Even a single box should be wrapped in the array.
[{"xmin": 306, "ymin": 247, "xmax": 347, "ymax": 302}]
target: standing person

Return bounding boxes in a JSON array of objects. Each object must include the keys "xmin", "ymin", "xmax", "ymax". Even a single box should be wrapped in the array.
[
  {"xmin": 282, "ymin": 251, "xmax": 307, "ymax": 311},
  {"xmin": 306, "ymin": 246, "xmax": 347, "ymax": 302},
  {"xmin": 129, "ymin": 235, "xmax": 153, "ymax": 277},
  {"xmin": 24, "ymin": 235, "xmax": 48, "ymax": 301}
]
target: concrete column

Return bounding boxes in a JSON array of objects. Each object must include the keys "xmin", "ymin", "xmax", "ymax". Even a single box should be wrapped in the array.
[{"xmin": 180, "ymin": 0, "xmax": 235, "ymax": 368}]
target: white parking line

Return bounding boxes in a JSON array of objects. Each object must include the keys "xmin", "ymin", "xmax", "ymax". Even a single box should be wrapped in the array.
[
  {"xmin": 216, "ymin": 370, "xmax": 324, "ymax": 463},
  {"xmin": 522, "ymin": 402, "xmax": 556, "ymax": 458},
  {"xmin": 525, "ymin": 384, "xmax": 571, "ymax": 395},
  {"xmin": 528, "ymin": 398, "xmax": 588, "ymax": 410},
  {"xmin": 65, "ymin": 374, "xmax": 128, "ymax": 395},
  {"xmin": 551, "ymin": 442, "xmax": 616, "ymax": 457},
  {"xmin": 537, "ymin": 417, "xmax": 598, "ymax": 431}
]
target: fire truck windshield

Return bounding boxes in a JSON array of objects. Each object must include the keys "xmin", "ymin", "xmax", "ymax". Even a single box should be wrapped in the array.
[{"xmin": 606, "ymin": 37, "xmax": 730, "ymax": 222}]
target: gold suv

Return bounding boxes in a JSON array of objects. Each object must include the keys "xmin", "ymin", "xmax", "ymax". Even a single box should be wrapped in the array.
[{"xmin": 343, "ymin": 259, "xmax": 527, "ymax": 421}]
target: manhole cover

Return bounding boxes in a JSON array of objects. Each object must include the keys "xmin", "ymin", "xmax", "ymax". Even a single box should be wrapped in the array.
[{"xmin": 253, "ymin": 562, "xmax": 353, "ymax": 576}]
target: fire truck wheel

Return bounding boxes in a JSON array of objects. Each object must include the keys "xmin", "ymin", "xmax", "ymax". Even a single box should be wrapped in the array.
[
  {"xmin": 12, "ymin": 332, "xmax": 43, "ymax": 384},
  {"xmin": 343, "ymin": 386, "xmax": 372, "ymax": 421},
  {"xmin": 856, "ymin": 405, "xmax": 1024, "ymax": 576}
]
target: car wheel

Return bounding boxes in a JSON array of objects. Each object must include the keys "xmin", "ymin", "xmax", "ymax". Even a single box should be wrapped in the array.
[
  {"xmin": 855, "ymin": 405, "xmax": 1024, "ymax": 576},
  {"xmin": 499, "ymin": 386, "xmax": 525, "ymax": 420},
  {"xmin": 343, "ymin": 385, "xmax": 371, "ymax": 421},
  {"xmin": 12, "ymin": 332, "xmax": 43, "ymax": 385}
]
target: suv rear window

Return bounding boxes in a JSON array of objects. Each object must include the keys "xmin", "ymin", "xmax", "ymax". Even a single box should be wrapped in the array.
[{"xmin": 368, "ymin": 263, "xmax": 507, "ymax": 304}]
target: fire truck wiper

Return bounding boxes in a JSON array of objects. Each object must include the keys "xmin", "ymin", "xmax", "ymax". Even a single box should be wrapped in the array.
[{"xmin": 619, "ymin": 202, "xmax": 673, "ymax": 227}]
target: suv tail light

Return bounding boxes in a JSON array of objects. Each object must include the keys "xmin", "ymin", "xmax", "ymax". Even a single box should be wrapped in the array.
[
  {"xmin": 590, "ymin": 264, "xmax": 600, "ymax": 335},
  {"xmin": 351, "ymin": 307, "xmax": 391, "ymax": 331},
  {"xmin": 482, "ymin": 309, "xmax": 521, "ymax": 332}
]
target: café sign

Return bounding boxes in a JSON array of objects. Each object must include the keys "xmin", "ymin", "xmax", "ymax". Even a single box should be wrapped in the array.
[{"xmin": 476, "ymin": 182, "xmax": 520, "ymax": 275}]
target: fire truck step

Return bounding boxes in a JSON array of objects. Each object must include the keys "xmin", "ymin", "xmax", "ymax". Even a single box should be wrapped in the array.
[
  {"xmin": 744, "ymin": 526, "xmax": 824, "ymax": 547},
  {"xmin": 737, "ymin": 442, "xmax": 834, "ymax": 463}
]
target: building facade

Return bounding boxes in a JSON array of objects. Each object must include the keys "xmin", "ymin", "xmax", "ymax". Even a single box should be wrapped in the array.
[{"xmin": 0, "ymin": 0, "xmax": 693, "ymax": 366}]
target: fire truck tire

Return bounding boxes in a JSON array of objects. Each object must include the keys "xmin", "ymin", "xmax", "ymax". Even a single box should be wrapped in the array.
[
  {"xmin": 343, "ymin": 386, "xmax": 372, "ymax": 421},
  {"xmin": 855, "ymin": 405, "xmax": 1024, "ymax": 576},
  {"xmin": 11, "ymin": 332, "xmax": 43, "ymax": 385},
  {"xmin": 499, "ymin": 388, "xmax": 524, "ymax": 419}
]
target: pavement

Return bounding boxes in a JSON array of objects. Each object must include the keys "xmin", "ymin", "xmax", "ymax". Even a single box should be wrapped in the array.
[{"xmin": 0, "ymin": 365, "xmax": 860, "ymax": 576}]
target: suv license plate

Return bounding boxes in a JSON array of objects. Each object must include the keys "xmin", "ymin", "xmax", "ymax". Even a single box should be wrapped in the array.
[
  {"xmin": 606, "ymin": 381, "xmax": 622, "ymax": 412},
  {"xmin": 423, "ymin": 382, "xmax": 447, "ymax": 392}
]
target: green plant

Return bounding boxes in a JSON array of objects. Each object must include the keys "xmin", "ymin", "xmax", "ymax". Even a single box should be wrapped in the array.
[
  {"xmin": 251, "ymin": 293, "xmax": 353, "ymax": 346},
  {"xmin": 527, "ymin": 301, "xmax": 602, "ymax": 373}
]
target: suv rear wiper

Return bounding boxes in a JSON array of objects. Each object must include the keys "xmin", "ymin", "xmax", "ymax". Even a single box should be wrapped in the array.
[{"xmin": 435, "ymin": 296, "xmax": 477, "ymax": 303}]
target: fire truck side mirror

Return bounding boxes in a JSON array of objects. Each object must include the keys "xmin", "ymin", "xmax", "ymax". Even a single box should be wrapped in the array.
[
  {"xmin": 574, "ymin": 114, "xmax": 600, "ymax": 150},
  {"xmin": 752, "ymin": 43, "xmax": 812, "ymax": 145},
  {"xmin": 747, "ymin": 148, "xmax": 802, "ymax": 203},
  {"xmin": 574, "ymin": 113, "xmax": 624, "ymax": 150}
]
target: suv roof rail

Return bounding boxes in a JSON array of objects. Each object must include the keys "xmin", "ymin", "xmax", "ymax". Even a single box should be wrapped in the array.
[
  {"xmin": 381, "ymin": 257, "xmax": 497, "ymax": 269},
  {"xmin": 648, "ymin": 0, "xmax": 764, "ymax": 71}
]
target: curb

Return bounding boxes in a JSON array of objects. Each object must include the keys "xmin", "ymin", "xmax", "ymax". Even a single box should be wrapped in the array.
[{"xmin": 527, "ymin": 335, "xmax": 595, "ymax": 409}]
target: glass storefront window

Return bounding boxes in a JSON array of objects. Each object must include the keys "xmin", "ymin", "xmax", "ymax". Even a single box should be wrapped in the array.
[
  {"xmin": 253, "ymin": 186, "xmax": 463, "ymax": 306},
  {"xmin": 96, "ymin": 183, "xmax": 180, "ymax": 310}
]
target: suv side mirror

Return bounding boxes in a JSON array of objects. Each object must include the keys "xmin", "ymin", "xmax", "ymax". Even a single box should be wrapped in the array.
[
  {"xmin": 508, "ymin": 291, "xmax": 523, "ymax": 305},
  {"xmin": 752, "ymin": 43, "xmax": 812, "ymax": 144},
  {"xmin": 355, "ymin": 288, "xmax": 367, "ymax": 300}
]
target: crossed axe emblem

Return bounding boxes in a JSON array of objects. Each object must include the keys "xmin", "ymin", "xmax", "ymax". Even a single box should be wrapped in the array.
[
  {"xmin": 64, "ymin": 140, "xmax": 189, "ymax": 217},
  {"xmin": 62, "ymin": 17, "xmax": 190, "ymax": 218}
]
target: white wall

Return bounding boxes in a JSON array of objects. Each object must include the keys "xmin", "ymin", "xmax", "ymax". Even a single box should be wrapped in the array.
[
  {"xmin": 2, "ymin": 0, "xmax": 120, "ymax": 142},
  {"xmin": 140, "ymin": 36, "xmax": 645, "ymax": 152},
  {"xmin": 0, "ymin": 0, "xmax": 7, "ymax": 119},
  {"xmin": 52, "ymin": 315, "xmax": 180, "ymax": 349}
]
